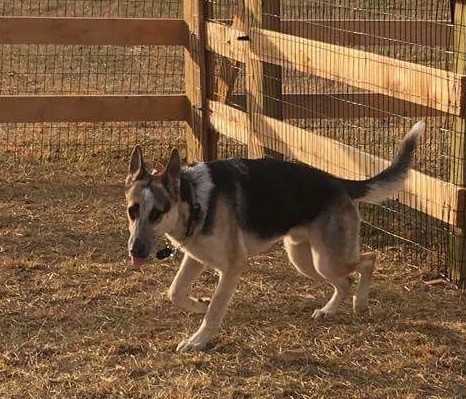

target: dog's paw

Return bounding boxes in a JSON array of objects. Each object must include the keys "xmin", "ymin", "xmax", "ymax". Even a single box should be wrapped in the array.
[
  {"xmin": 176, "ymin": 335, "xmax": 210, "ymax": 353},
  {"xmin": 312, "ymin": 308, "xmax": 334, "ymax": 320}
]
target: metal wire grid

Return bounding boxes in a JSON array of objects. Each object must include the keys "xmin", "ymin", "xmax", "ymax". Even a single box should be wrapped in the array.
[
  {"xmin": 208, "ymin": 49, "xmax": 247, "ymax": 159},
  {"xmin": 0, "ymin": 45, "xmax": 183, "ymax": 95},
  {"xmin": 206, "ymin": 0, "xmax": 464, "ymax": 282},
  {"xmin": 0, "ymin": 121, "xmax": 186, "ymax": 161},
  {"xmin": 0, "ymin": 0, "xmax": 182, "ymax": 17},
  {"xmin": 282, "ymin": 1, "xmax": 451, "ymax": 19},
  {"xmin": 0, "ymin": 0, "xmax": 185, "ymax": 161}
]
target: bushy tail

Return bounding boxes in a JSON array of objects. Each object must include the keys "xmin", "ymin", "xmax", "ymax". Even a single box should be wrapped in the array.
[{"xmin": 340, "ymin": 120, "xmax": 425, "ymax": 203}]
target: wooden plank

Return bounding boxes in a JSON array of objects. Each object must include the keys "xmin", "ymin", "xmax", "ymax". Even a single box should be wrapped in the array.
[
  {"xmin": 206, "ymin": 22, "xmax": 247, "ymax": 63},
  {"xmin": 205, "ymin": 21, "xmax": 463, "ymax": 115},
  {"xmin": 0, "ymin": 17, "xmax": 188, "ymax": 46},
  {"xmin": 209, "ymin": 99, "xmax": 460, "ymax": 227},
  {"xmin": 184, "ymin": 0, "xmax": 211, "ymax": 162},
  {"xmin": 207, "ymin": 2, "xmax": 247, "ymax": 161},
  {"xmin": 244, "ymin": 0, "xmax": 264, "ymax": 158},
  {"xmin": 251, "ymin": 28, "xmax": 464, "ymax": 116},
  {"xmin": 0, "ymin": 95, "xmax": 188, "ymax": 122},
  {"xmin": 449, "ymin": 1, "xmax": 466, "ymax": 285},
  {"xmin": 209, "ymin": 101, "xmax": 249, "ymax": 145},
  {"xmin": 244, "ymin": 0, "xmax": 283, "ymax": 158},
  {"xmin": 227, "ymin": 93, "xmax": 444, "ymax": 118},
  {"xmin": 211, "ymin": 1, "xmax": 246, "ymax": 102},
  {"xmin": 281, "ymin": 20, "xmax": 452, "ymax": 48},
  {"xmin": 215, "ymin": 19, "xmax": 452, "ymax": 48}
]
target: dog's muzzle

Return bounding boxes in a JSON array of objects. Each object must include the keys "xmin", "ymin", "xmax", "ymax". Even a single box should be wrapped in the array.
[
  {"xmin": 128, "ymin": 236, "xmax": 174, "ymax": 265},
  {"xmin": 129, "ymin": 237, "xmax": 150, "ymax": 266}
]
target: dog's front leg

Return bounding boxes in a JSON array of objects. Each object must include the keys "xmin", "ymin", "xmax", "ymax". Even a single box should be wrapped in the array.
[
  {"xmin": 176, "ymin": 261, "xmax": 244, "ymax": 353},
  {"xmin": 168, "ymin": 253, "xmax": 207, "ymax": 314}
]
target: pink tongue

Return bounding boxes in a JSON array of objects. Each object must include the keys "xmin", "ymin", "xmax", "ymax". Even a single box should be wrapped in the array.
[{"xmin": 131, "ymin": 257, "xmax": 147, "ymax": 267}]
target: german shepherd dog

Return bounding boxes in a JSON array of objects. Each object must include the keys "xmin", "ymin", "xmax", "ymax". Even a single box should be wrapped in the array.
[{"xmin": 125, "ymin": 121, "xmax": 424, "ymax": 352}]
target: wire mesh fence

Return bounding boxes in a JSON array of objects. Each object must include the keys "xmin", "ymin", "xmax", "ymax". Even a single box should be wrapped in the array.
[
  {"xmin": 1, "ymin": 0, "xmax": 465, "ymax": 284},
  {"xmin": 0, "ymin": 45, "xmax": 183, "ymax": 95},
  {"xmin": 0, "ymin": 0, "xmax": 185, "ymax": 162},
  {"xmin": 0, "ymin": 0, "xmax": 181, "ymax": 17},
  {"xmin": 205, "ymin": 0, "xmax": 466, "ymax": 284},
  {"xmin": 0, "ymin": 121, "xmax": 186, "ymax": 162}
]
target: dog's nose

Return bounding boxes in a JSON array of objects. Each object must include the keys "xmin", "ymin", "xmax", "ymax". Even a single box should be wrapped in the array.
[{"xmin": 130, "ymin": 238, "xmax": 148, "ymax": 258}]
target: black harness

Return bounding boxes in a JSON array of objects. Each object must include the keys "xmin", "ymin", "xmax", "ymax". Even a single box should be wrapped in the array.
[{"xmin": 180, "ymin": 174, "xmax": 202, "ymax": 238}]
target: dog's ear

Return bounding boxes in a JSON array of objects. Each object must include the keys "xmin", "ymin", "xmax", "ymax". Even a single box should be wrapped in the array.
[
  {"xmin": 126, "ymin": 145, "xmax": 147, "ymax": 184},
  {"xmin": 162, "ymin": 148, "xmax": 181, "ymax": 198}
]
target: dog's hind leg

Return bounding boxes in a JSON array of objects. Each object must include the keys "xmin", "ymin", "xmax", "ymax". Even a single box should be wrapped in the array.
[
  {"xmin": 285, "ymin": 236, "xmax": 351, "ymax": 319},
  {"xmin": 284, "ymin": 236, "xmax": 321, "ymax": 280},
  {"xmin": 285, "ymin": 235, "xmax": 352, "ymax": 319},
  {"xmin": 168, "ymin": 253, "xmax": 208, "ymax": 314},
  {"xmin": 310, "ymin": 253, "xmax": 352, "ymax": 320},
  {"xmin": 308, "ymin": 197, "xmax": 360, "ymax": 320},
  {"xmin": 352, "ymin": 252, "xmax": 376, "ymax": 314}
]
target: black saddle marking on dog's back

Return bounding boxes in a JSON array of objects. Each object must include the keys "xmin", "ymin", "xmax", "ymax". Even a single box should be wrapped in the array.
[{"xmin": 203, "ymin": 157, "xmax": 347, "ymax": 239}]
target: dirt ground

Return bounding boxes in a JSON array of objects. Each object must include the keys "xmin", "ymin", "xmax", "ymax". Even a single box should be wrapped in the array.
[
  {"xmin": 1, "ymin": 159, "xmax": 465, "ymax": 399},
  {"xmin": 0, "ymin": 1, "xmax": 465, "ymax": 397}
]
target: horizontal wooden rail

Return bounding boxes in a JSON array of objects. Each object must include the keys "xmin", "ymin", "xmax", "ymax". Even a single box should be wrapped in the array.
[
  {"xmin": 0, "ymin": 17, "xmax": 188, "ymax": 45},
  {"xmin": 227, "ymin": 93, "xmax": 444, "ymax": 118},
  {"xmin": 0, "ymin": 95, "xmax": 188, "ymax": 122},
  {"xmin": 216, "ymin": 19, "xmax": 452, "ymax": 47},
  {"xmin": 206, "ymin": 22, "xmax": 247, "ymax": 62},
  {"xmin": 205, "ymin": 21, "xmax": 464, "ymax": 116},
  {"xmin": 281, "ymin": 20, "xmax": 452, "ymax": 48},
  {"xmin": 209, "ymin": 100, "xmax": 462, "ymax": 226},
  {"xmin": 254, "ymin": 28, "xmax": 464, "ymax": 116},
  {"xmin": 10, "ymin": 18, "xmax": 447, "ymax": 49}
]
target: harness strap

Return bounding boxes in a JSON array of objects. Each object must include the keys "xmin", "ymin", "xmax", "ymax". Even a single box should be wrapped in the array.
[{"xmin": 180, "ymin": 174, "xmax": 202, "ymax": 237}]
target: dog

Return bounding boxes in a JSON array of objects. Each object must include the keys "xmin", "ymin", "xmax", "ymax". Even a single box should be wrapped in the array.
[{"xmin": 124, "ymin": 121, "xmax": 425, "ymax": 352}]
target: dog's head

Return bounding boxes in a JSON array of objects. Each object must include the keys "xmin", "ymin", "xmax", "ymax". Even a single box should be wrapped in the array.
[{"xmin": 125, "ymin": 146, "xmax": 181, "ymax": 266}]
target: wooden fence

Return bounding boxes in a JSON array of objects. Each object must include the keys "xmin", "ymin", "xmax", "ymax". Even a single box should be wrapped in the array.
[{"xmin": 0, "ymin": 0, "xmax": 465, "ymax": 285}]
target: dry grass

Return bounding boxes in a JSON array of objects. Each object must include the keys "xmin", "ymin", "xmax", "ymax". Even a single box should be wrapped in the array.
[
  {"xmin": 0, "ymin": 1, "xmax": 465, "ymax": 396},
  {"xmin": 1, "ymin": 159, "xmax": 465, "ymax": 399}
]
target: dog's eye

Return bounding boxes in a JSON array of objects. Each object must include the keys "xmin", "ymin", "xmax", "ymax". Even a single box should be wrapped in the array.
[
  {"xmin": 128, "ymin": 204, "xmax": 139, "ymax": 221},
  {"xmin": 149, "ymin": 207, "xmax": 162, "ymax": 222}
]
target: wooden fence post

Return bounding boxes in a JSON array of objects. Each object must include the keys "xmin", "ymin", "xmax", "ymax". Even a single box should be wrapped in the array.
[
  {"xmin": 210, "ymin": 1, "xmax": 246, "ymax": 103},
  {"xmin": 205, "ymin": 1, "xmax": 245, "ymax": 158},
  {"xmin": 184, "ymin": 0, "xmax": 212, "ymax": 162},
  {"xmin": 449, "ymin": 1, "xmax": 466, "ymax": 286},
  {"xmin": 245, "ymin": 0, "xmax": 283, "ymax": 158}
]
